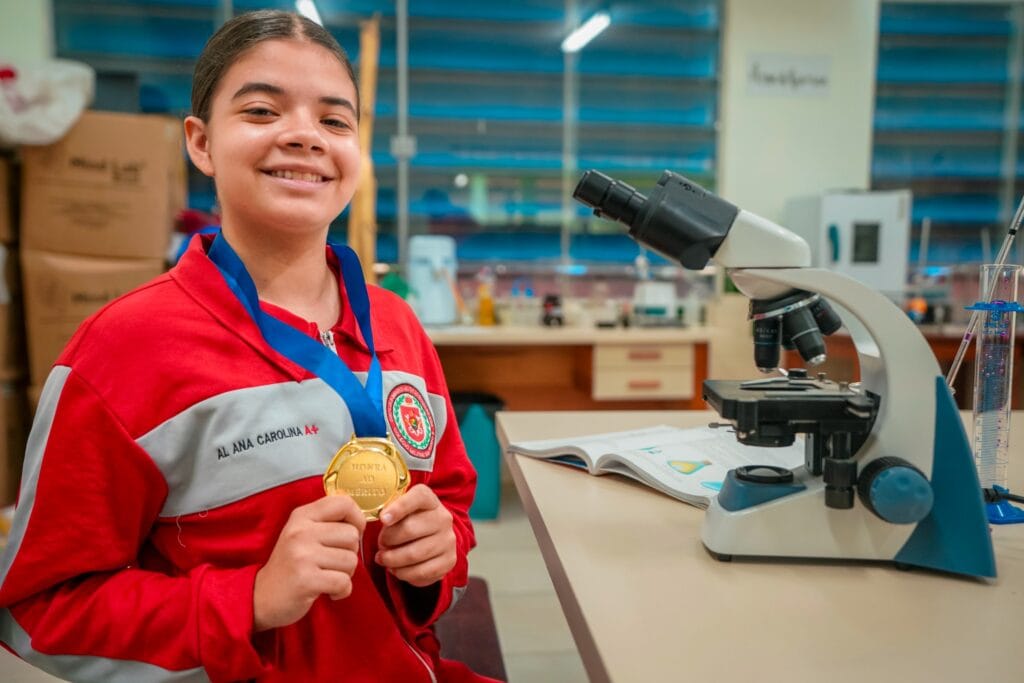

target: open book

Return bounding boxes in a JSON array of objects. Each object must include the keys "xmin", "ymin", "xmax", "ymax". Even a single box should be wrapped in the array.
[{"xmin": 508, "ymin": 424, "xmax": 805, "ymax": 509}]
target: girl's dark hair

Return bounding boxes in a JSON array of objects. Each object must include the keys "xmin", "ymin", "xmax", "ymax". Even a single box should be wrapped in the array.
[{"xmin": 191, "ymin": 9, "xmax": 359, "ymax": 122}]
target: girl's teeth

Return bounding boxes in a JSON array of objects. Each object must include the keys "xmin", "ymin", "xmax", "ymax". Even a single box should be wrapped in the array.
[{"xmin": 270, "ymin": 170, "xmax": 323, "ymax": 182}]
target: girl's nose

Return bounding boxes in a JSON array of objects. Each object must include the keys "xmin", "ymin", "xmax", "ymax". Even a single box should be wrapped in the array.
[{"xmin": 279, "ymin": 114, "xmax": 326, "ymax": 152}]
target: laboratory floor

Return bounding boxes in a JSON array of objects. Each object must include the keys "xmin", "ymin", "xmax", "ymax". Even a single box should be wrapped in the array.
[
  {"xmin": 466, "ymin": 480, "xmax": 589, "ymax": 682},
  {"xmin": 0, "ymin": 480, "xmax": 588, "ymax": 683}
]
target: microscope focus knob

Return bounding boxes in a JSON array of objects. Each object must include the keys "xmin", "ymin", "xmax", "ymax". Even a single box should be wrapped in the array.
[{"xmin": 857, "ymin": 457, "xmax": 934, "ymax": 524}]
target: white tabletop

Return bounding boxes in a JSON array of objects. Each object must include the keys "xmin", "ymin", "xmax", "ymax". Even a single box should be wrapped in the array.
[{"xmin": 497, "ymin": 410, "xmax": 1024, "ymax": 683}]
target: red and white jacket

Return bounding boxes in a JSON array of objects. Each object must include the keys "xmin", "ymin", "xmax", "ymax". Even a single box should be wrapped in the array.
[{"xmin": 0, "ymin": 236, "xmax": 487, "ymax": 682}]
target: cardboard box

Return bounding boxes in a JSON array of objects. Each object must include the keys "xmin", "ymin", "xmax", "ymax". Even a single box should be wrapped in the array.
[
  {"xmin": 0, "ymin": 245, "xmax": 26, "ymax": 381},
  {"xmin": 20, "ymin": 110, "xmax": 186, "ymax": 259},
  {"xmin": 22, "ymin": 249, "xmax": 164, "ymax": 385},
  {"xmin": 0, "ymin": 383, "xmax": 28, "ymax": 507},
  {"xmin": 0, "ymin": 157, "xmax": 13, "ymax": 243}
]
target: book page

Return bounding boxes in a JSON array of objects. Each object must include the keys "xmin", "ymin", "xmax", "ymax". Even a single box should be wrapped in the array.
[
  {"xmin": 604, "ymin": 426, "xmax": 805, "ymax": 503},
  {"xmin": 509, "ymin": 424, "xmax": 805, "ymax": 507},
  {"xmin": 509, "ymin": 425, "xmax": 683, "ymax": 473}
]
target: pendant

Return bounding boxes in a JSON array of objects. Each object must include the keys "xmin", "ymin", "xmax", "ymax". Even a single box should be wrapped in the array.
[{"xmin": 323, "ymin": 435, "xmax": 411, "ymax": 520}]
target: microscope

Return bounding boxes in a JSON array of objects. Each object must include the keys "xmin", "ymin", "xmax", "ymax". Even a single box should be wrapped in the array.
[{"xmin": 574, "ymin": 170, "xmax": 996, "ymax": 579}]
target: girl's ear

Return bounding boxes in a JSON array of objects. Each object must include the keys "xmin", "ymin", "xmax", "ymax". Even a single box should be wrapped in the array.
[{"xmin": 184, "ymin": 116, "xmax": 215, "ymax": 177}]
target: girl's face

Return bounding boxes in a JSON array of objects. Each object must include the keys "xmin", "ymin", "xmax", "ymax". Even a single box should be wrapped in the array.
[{"xmin": 185, "ymin": 39, "xmax": 360, "ymax": 238}]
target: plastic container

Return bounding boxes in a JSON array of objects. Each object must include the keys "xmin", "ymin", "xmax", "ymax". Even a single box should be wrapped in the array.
[
  {"xmin": 408, "ymin": 235, "xmax": 457, "ymax": 326},
  {"xmin": 452, "ymin": 392, "xmax": 505, "ymax": 519}
]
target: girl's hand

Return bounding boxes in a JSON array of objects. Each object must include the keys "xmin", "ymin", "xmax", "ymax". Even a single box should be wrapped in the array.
[
  {"xmin": 375, "ymin": 485, "xmax": 457, "ymax": 587},
  {"xmin": 253, "ymin": 494, "xmax": 366, "ymax": 631}
]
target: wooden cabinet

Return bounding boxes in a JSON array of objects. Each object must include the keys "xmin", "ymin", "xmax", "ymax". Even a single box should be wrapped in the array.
[
  {"xmin": 431, "ymin": 328, "xmax": 711, "ymax": 411},
  {"xmin": 592, "ymin": 344, "xmax": 695, "ymax": 400}
]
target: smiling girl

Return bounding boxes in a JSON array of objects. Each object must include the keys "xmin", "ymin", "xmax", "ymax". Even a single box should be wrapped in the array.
[{"xmin": 0, "ymin": 10, "xmax": 495, "ymax": 683}]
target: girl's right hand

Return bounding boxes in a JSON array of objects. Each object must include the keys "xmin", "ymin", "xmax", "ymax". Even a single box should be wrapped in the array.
[{"xmin": 253, "ymin": 494, "xmax": 367, "ymax": 631}]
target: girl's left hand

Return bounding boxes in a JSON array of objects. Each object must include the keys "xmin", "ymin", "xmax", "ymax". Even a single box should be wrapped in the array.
[{"xmin": 376, "ymin": 484, "xmax": 457, "ymax": 587}]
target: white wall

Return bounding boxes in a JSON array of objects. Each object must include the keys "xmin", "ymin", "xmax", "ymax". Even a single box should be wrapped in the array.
[
  {"xmin": 0, "ymin": 0, "xmax": 54, "ymax": 63},
  {"xmin": 718, "ymin": 0, "xmax": 880, "ymax": 222},
  {"xmin": 709, "ymin": 0, "xmax": 880, "ymax": 380}
]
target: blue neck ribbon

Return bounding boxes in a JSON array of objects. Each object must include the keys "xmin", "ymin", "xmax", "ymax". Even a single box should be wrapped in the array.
[{"xmin": 207, "ymin": 232, "xmax": 387, "ymax": 437}]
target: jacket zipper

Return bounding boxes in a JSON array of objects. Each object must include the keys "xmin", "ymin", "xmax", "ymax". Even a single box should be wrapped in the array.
[
  {"xmin": 361, "ymin": 540, "xmax": 437, "ymax": 683},
  {"xmin": 403, "ymin": 637, "xmax": 437, "ymax": 683}
]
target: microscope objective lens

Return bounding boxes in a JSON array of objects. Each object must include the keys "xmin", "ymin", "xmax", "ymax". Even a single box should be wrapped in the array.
[
  {"xmin": 753, "ymin": 316, "xmax": 782, "ymax": 372},
  {"xmin": 782, "ymin": 307, "xmax": 827, "ymax": 364}
]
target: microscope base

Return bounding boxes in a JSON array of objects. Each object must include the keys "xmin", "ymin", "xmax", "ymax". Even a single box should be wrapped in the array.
[{"xmin": 701, "ymin": 378, "xmax": 996, "ymax": 578}]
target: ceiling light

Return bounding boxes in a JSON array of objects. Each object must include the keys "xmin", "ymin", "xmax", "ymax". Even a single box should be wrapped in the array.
[
  {"xmin": 295, "ymin": 0, "xmax": 323, "ymax": 26},
  {"xmin": 561, "ymin": 11, "xmax": 611, "ymax": 53}
]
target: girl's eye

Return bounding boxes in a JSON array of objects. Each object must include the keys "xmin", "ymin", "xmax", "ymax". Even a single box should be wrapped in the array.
[
  {"xmin": 244, "ymin": 108, "xmax": 275, "ymax": 117},
  {"xmin": 323, "ymin": 118, "xmax": 351, "ymax": 130}
]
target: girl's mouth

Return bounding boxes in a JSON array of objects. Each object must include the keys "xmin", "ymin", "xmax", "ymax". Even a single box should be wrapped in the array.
[{"xmin": 264, "ymin": 169, "xmax": 329, "ymax": 183}]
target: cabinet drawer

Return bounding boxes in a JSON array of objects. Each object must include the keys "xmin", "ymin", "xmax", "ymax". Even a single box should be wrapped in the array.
[
  {"xmin": 592, "ymin": 366, "xmax": 695, "ymax": 400},
  {"xmin": 594, "ymin": 343, "xmax": 694, "ymax": 369}
]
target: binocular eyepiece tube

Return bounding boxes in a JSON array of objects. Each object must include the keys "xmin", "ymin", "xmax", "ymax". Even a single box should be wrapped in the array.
[
  {"xmin": 573, "ymin": 170, "xmax": 648, "ymax": 228},
  {"xmin": 573, "ymin": 170, "xmax": 736, "ymax": 271}
]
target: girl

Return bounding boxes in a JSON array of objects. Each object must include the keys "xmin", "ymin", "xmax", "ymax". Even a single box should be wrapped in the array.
[{"xmin": 0, "ymin": 10, "xmax": 496, "ymax": 683}]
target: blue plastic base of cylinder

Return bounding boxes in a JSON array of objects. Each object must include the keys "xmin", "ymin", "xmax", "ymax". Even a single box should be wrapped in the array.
[
  {"xmin": 985, "ymin": 485, "xmax": 1024, "ymax": 524},
  {"xmin": 987, "ymin": 501, "xmax": 1024, "ymax": 524},
  {"xmin": 460, "ymin": 404, "xmax": 501, "ymax": 520}
]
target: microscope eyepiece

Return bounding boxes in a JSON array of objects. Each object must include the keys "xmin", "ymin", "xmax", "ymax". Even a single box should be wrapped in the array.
[
  {"xmin": 573, "ymin": 169, "xmax": 738, "ymax": 270},
  {"xmin": 573, "ymin": 171, "xmax": 646, "ymax": 227}
]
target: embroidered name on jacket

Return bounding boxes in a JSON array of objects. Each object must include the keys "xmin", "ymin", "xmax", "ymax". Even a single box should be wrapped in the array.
[{"xmin": 216, "ymin": 423, "xmax": 321, "ymax": 459}]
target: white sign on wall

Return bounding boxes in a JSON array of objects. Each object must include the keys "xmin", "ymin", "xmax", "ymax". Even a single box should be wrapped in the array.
[{"xmin": 746, "ymin": 53, "xmax": 831, "ymax": 97}]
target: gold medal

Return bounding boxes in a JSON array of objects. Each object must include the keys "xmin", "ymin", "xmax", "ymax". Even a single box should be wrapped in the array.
[{"xmin": 323, "ymin": 435, "xmax": 410, "ymax": 520}]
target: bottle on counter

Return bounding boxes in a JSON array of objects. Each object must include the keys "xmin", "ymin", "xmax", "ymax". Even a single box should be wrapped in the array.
[
  {"xmin": 476, "ymin": 267, "xmax": 496, "ymax": 326},
  {"xmin": 509, "ymin": 280, "xmax": 525, "ymax": 327},
  {"xmin": 542, "ymin": 294, "xmax": 564, "ymax": 326},
  {"xmin": 521, "ymin": 287, "xmax": 540, "ymax": 326}
]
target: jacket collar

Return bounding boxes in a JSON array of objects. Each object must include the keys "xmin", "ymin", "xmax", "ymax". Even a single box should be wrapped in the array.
[{"xmin": 170, "ymin": 234, "xmax": 393, "ymax": 381}]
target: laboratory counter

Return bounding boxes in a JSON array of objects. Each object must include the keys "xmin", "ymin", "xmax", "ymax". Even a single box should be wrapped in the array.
[
  {"xmin": 426, "ymin": 324, "xmax": 714, "ymax": 346},
  {"xmin": 429, "ymin": 325, "xmax": 716, "ymax": 411},
  {"xmin": 497, "ymin": 410, "xmax": 1024, "ymax": 683}
]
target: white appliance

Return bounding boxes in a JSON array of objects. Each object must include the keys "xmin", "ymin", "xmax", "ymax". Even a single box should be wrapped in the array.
[
  {"xmin": 408, "ymin": 235, "xmax": 457, "ymax": 326},
  {"xmin": 783, "ymin": 190, "xmax": 911, "ymax": 301},
  {"xmin": 632, "ymin": 280, "xmax": 677, "ymax": 326}
]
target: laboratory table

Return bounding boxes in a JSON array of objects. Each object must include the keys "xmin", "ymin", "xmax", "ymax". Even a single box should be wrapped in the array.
[{"xmin": 497, "ymin": 410, "xmax": 1024, "ymax": 683}]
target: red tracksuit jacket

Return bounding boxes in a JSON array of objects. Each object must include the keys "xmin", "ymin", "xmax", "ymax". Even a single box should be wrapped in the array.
[{"xmin": 0, "ymin": 236, "xmax": 493, "ymax": 682}]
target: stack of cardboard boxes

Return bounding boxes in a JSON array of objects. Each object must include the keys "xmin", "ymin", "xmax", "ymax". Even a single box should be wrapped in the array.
[{"xmin": 3, "ymin": 110, "xmax": 187, "ymax": 504}]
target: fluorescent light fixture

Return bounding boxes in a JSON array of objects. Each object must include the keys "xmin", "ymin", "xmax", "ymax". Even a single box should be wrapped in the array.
[
  {"xmin": 295, "ymin": 0, "xmax": 323, "ymax": 26},
  {"xmin": 561, "ymin": 11, "xmax": 611, "ymax": 53}
]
